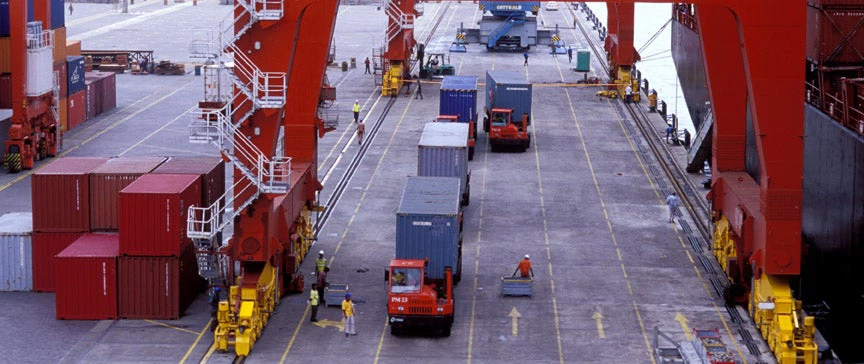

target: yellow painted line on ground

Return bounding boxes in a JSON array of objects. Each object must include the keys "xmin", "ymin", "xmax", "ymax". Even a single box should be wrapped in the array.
[
  {"xmin": 319, "ymin": 88, "xmax": 380, "ymax": 181},
  {"xmin": 144, "ymin": 319, "xmax": 200, "ymax": 335},
  {"xmin": 467, "ymin": 127, "xmax": 490, "ymax": 364},
  {"xmin": 529, "ymin": 112, "xmax": 564, "ymax": 364},
  {"xmin": 178, "ymin": 319, "xmax": 212, "ymax": 364},
  {"xmin": 372, "ymin": 316, "xmax": 391, "ymax": 364},
  {"xmin": 0, "ymin": 78, "xmax": 194, "ymax": 193},
  {"xmin": 278, "ymin": 305, "xmax": 310, "ymax": 364},
  {"xmin": 200, "ymin": 343, "xmax": 217, "ymax": 364},
  {"xmin": 561, "ymin": 81, "xmax": 656, "ymax": 364},
  {"xmin": 685, "ymin": 249, "xmax": 695, "ymax": 264}
]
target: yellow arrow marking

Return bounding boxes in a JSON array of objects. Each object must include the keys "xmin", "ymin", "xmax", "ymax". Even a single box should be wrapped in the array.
[
  {"xmin": 674, "ymin": 313, "xmax": 693, "ymax": 341},
  {"xmin": 509, "ymin": 307, "xmax": 521, "ymax": 337},
  {"xmin": 592, "ymin": 311, "xmax": 605, "ymax": 339},
  {"xmin": 312, "ymin": 318, "xmax": 345, "ymax": 332}
]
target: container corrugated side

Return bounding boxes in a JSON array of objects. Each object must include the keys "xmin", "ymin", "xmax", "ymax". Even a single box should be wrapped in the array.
[
  {"xmin": 0, "ymin": 38, "xmax": 9, "ymax": 73},
  {"xmin": 440, "ymin": 76, "xmax": 478, "ymax": 124},
  {"xmin": 395, "ymin": 177, "xmax": 462, "ymax": 280},
  {"xmin": 418, "ymin": 124, "xmax": 469, "ymax": 198},
  {"xmin": 806, "ymin": 5, "xmax": 864, "ymax": 65},
  {"xmin": 84, "ymin": 79, "xmax": 96, "ymax": 121},
  {"xmin": 66, "ymin": 40, "xmax": 81, "ymax": 57},
  {"xmin": 52, "ymin": 26, "xmax": 65, "ymax": 64},
  {"xmin": 89, "ymin": 157, "xmax": 166, "ymax": 231},
  {"xmin": 0, "ymin": 73, "xmax": 10, "ymax": 108},
  {"xmin": 68, "ymin": 89, "xmax": 86, "ymax": 129},
  {"xmin": 66, "ymin": 55, "xmax": 85, "ymax": 96},
  {"xmin": 151, "ymin": 157, "xmax": 225, "ymax": 207},
  {"xmin": 32, "ymin": 232, "xmax": 82, "ymax": 292},
  {"xmin": 485, "ymin": 70, "xmax": 532, "ymax": 121},
  {"xmin": 119, "ymin": 174, "xmax": 201, "ymax": 256},
  {"xmin": 49, "ymin": 0, "xmax": 64, "ymax": 29},
  {"xmin": 0, "ymin": 213, "xmax": 33, "ymax": 291},
  {"xmin": 118, "ymin": 245, "xmax": 200, "ymax": 319},
  {"xmin": 32, "ymin": 157, "xmax": 108, "ymax": 232},
  {"xmin": 53, "ymin": 60, "xmax": 66, "ymax": 100},
  {"xmin": 55, "ymin": 234, "xmax": 119, "ymax": 320}
]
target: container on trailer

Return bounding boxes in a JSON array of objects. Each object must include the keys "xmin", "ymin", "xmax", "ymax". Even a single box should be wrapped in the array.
[
  {"xmin": 68, "ymin": 89, "xmax": 85, "ymax": 128},
  {"xmin": 418, "ymin": 123, "xmax": 469, "ymax": 202},
  {"xmin": 118, "ymin": 244, "xmax": 200, "ymax": 319},
  {"xmin": 55, "ymin": 234, "xmax": 119, "ymax": 320},
  {"xmin": 151, "ymin": 156, "xmax": 226, "ymax": 208},
  {"xmin": 396, "ymin": 176, "xmax": 462, "ymax": 280},
  {"xmin": 89, "ymin": 157, "xmax": 166, "ymax": 231},
  {"xmin": 0, "ymin": 73, "xmax": 10, "ymax": 108},
  {"xmin": 66, "ymin": 55, "xmax": 85, "ymax": 96},
  {"xmin": 439, "ymin": 75, "xmax": 478, "ymax": 124},
  {"xmin": 32, "ymin": 231, "xmax": 82, "ymax": 292},
  {"xmin": 52, "ymin": 26, "xmax": 65, "ymax": 63},
  {"xmin": 485, "ymin": 70, "xmax": 532, "ymax": 122},
  {"xmin": 0, "ymin": 213, "xmax": 33, "ymax": 291},
  {"xmin": 53, "ymin": 60, "xmax": 66, "ymax": 99},
  {"xmin": 119, "ymin": 174, "xmax": 201, "ymax": 257},
  {"xmin": 49, "ymin": 0, "xmax": 64, "ymax": 30},
  {"xmin": 575, "ymin": 49, "xmax": 591, "ymax": 72},
  {"xmin": 32, "ymin": 157, "xmax": 108, "ymax": 232}
]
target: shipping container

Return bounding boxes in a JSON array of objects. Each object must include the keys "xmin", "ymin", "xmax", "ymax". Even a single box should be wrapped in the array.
[
  {"xmin": 576, "ymin": 49, "xmax": 591, "ymax": 72},
  {"xmin": 89, "ymin": 157, "xmax": 166, "ymax": 231},
  {"xmin": 485, "ymin": 70, "xmax": 532, "ymax": 122},
  {"xmin": 84, "ymin": 78, "xmax": 96, "ymax": 120},
  {"xmin": 32, "ymin": 232, "xmax": 82, "ymax": 292},
  {"xmin": 49, "ymin": 0, "xmax": 64, "ymax": 29},
  {"xmin": 66, "ymin": 55, "xmax": 85, "ymax": 96},
  {"xmin": 55, "ymin": 234, "xmax": 119, "ymax": 320},
  {"xmin": 806, "ymin": 4, "xmax": 864, "ymax": 66},
  {"xmin": 0, "ymin": 38, "xmax": 8, "ymax": 73},
  {"xmin": 0, "ymin": 73, "xmax": 10, "ymax": 108},
  {"xmin": 52, "ymin": 26, "xmax": 66, "ymax": 64},
  {"xmin": 418, "ymin": 123, "xmax": 470, "ymax": 205},
  {"xmin": 58, "ymin": 96, "xmax": 67, "ymax": 131},
  {"xmin": 396, "ymin": 176, "xmax": 462, "ymax": 280},
  {"xmin": 66, "ymin": 39, "xmax": 81, "ymax": 56},
  {"xmin": 439, "ymin": 76, "xmax": 478, "ymax": 124},
  {"xmin": 32, "ymin": 157, "xmax": 108, "ymax": 232},
  {"xmin": 68, "ymin": 89, "xmax": 85, "ymax": 129},
  {"xmin": 0, "ymin": 213, "xmax": 33, "ymax": 291},
  {"xmin": 118, "ymin": 244, "xmax": 201, "ymax": 319},
  {"xmin": 0, "ymin": 1, "xmax": 8, "ymax": 37},
  {"xmin": 86, "ymin": 71, "xmax": 116, "ymax": 114},
  {"xmin": 26, "ymin": 43, "xmax": 52, "ymax": 96},
  {"xmin": 53, "ymin": 59, "xmax": 66, "ymax": 98},
  {"xmin": 119, "ymin": 174, "xmax": 201, "ymax": 256},
  {"xmin": 151, "ymin": 156, "xmax": 226, "ymax": 207}
]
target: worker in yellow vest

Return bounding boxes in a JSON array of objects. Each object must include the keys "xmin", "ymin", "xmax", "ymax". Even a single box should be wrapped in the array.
[
  {"xmin": 648, "ymin": 89, "xmax": 658, "ymax": 113},
  {"xmin": 316, "ymin": 250, "xmax": 327, "ymax": 275},
  {"xmin": 353, "ymin": 100, "xmax": 361, "ymax": 123}
]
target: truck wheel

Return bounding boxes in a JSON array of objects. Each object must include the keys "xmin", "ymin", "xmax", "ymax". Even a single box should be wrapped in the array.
[
  {"xmin": 441, "ymin": 325, "xmax": 451, "ymax": 337},
  {"xmin": 468, "ymin": 146, "xmax": 474, "ymax": 161},
  {"xmin": 390, "ymin": 325, "xmax": 403, "ymax": 336},
  {"xmin": 483, "ymin": 117, "xmax": 489, "ymax": 133}
]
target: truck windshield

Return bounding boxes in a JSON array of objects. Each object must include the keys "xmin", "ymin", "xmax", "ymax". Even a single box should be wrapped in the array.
[
  {"xmin": 391, "ymin": 268, "xmax": 422, "ymax": 293},
  {"xmin": 491, "ymin": 112, "xmax": 508, "ymax": 127}
]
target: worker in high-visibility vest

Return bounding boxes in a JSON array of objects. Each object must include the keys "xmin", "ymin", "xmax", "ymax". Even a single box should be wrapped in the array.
[
  {"xmin": 648, "ymin": 89, "xmax": 658, "ymax": 113},
  {"xmin": 353, "ymin": 100, "xmax": 361, "ymax": 123},
  {"xmin": 316, "ymin": 250, "xmax": 327, "ymax": 275}
]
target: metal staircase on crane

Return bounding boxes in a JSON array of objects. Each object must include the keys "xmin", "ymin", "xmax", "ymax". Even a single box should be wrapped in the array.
[
  {"xmin": 186, "ymin": 0, "xmax": 289, "ymax": 282},
  {"xmin": 487, "ymin": 13, "xmax": 525, "ymax": 48}
]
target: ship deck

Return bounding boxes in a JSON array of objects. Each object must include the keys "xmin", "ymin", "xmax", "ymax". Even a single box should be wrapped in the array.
[{"xmin": 0, "ymin": 1, "xmax": 770, "ymax": 363}]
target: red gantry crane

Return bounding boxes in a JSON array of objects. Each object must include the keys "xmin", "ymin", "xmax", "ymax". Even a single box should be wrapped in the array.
[{"xmin": 4, "ymin": 0, "xmax": 60, "ymax": 173}]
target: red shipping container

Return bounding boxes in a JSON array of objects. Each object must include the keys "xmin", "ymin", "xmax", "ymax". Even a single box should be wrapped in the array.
[
  {"xmin": 119, "ymin": 174, "xmax": 201, "ymax": 256},
  {"xmin": 89, "ymin": 157, "xmax": 166, "ymax": 231},
  {"xmin": 54, "ymin": 61, "xmax": 67, "ymax": 99},
  {"xmin": 68, "ymin": 89, "xmax": 87, "ymax": 129},
  {"xmin": 32, "ymin": 232, "xmax": 84, "ymax": 292},
  {"xmin": 84, "ymin": 79, "xmax": 97, "ymax": 121},
  {"xmin": 807, "ymin": 5, "xmax": 864, "ymax": 65},
  {"xmin": 118, "ymin": 245, "xmax": 201, "ymax": 319},
  {"xmin": 32, "ymin": 157, "xmax": 108, "ymax": 232},
  {"xmin": 151, "ymin": 157, "xmax": 226, "ymax": 208},
  {"xmin": 86, "ymin": 71, "xmax": 116, "ymax": 114},
  {"xmin": 0, "ymin": 73, "xmax": 10, "ymax": 109},
  {"xmin": 55, "ymin": 234, "xmax": 119, "ymax": 320}
]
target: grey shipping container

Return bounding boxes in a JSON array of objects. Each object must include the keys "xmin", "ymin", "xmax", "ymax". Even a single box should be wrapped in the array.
[
  {"xmin": 485, "ymin": 70, "xmax": 532, "ymax": 123},
  {"xmin": 396, "ymin": 176, "xmax": 462, "ymax": 281},
  {"xmin": 418, "ymin": 123, "xmax": 470, "ymax": 206},
  {"xmin": 0, "ymin": 212, "xmax": 33, "ymax": 291}
]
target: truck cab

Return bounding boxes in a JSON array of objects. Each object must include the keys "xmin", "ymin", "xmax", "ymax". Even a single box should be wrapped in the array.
[
  {"xmin": 387, "ymin": 259, "xmax": 454, "ymax": 336},
  {"xmin": 436, "ymin": 115, "xmax": 476, "ymax": 160},
  {"xmin": 484, "ymin": 107, "xmax": 531, "ymax": 152}
]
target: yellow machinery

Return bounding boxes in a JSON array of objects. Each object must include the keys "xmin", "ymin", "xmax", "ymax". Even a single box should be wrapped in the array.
[
  {"xmin": 214, "ymin": 263, "xmax": 279, "ymax": 357},
  {"xmin": 382, "ymin": 62, "xmax": 404, "ymax": 97},
  {"xmin": 713, "ymin": 216, "xmax": 817, "ymax": 364}
]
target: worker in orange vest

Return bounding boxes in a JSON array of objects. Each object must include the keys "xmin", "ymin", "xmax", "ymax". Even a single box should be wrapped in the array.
[{"xmin": 512, "ymin": 255, "xmax": 534, "ymax": 278}]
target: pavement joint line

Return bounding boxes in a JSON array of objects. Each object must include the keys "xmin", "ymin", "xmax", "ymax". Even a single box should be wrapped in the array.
[
  {"xmin": 179, "ymin": 319, "xmax": 213, "ymax": 364},
  {"xmin": 0, "ymin": 78, "xmax": 195, "ymax": 193},
  {"xmin": 119, "ymin": 105, "xmax": 196, "ymax": 156},
  {"xmin": 561, "ymin": 85, "xmax": 656, "ymax": 364},
  {"xmin": 142, "ymin": 319, "xmax": 200, "ymax": 335},
  {"xmin": 602, "ymin": 95, "xmax": 749, "ymax": 363},
  {"xmin": 467, "ymin": 126, "xmax": 490, "ymax": 364},
  {"xmin": 529, "ymin": 111, "xmax": 564, "ymax": 364},
  {"xmin": 278, "ymin": 305, "xmax": 310, "ymax": 364},
  {"xmin": 58, "ymin": 320, "xmax": 114, "ymax": 364},
  {"xmin": 72, "ymin": 3, "xmax": 193, "ymax": 41}
]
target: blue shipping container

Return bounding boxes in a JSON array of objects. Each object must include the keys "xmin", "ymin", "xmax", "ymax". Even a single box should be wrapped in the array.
[
  {"xmin": 66, "ymin": 56, "xmax": 85, "ymax": 96},
  {"xmin": 396, "ymin": 177, "xmax": 461, "ymax": 281},
  {"xmin": 50, "ymin": 0, "xmax": 64, "ymax": 30},
  {"xmin": 28, "ymin": 0, "xmax": 34, "ymax": 22},
  {"xmin": 439, "ymin": 76, "xmax": 478, "ymax": 124},
  {"xmin": 485, "ymin": 70, "xmax": 532, "ymax": 123},
  {"xmin": 0, "ymin": 0, "xmax": 8, "ymax": 37}
]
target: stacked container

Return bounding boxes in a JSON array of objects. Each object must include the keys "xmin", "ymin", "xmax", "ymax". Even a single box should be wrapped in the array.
[
  {"xmin": 67, "ymin": 55, "xmax": 86, "ymax": 128},
  {"xmin": 55, "ymin": 233, "xmax": 119, "ymax": 320},
  {"xmin": 89, "ymin": 157, "xmax": 166, "ymax": 231},
  {"xmin": 118, "ymin": 174, "xmax": 201, "ymax": 256},
  {"xmin": 0, "ymin": 212, "xmax": 33, "ymax": 291},
  {"xmin": 31, "ymin": 157, "xmax": 107, "ymax": 291}
]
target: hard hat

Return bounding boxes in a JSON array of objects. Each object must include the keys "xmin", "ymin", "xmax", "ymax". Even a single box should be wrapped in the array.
[
  {"xmin": 345, "ymin": 293, "xmax": 352, "ymax": 298},
  {"xmin": 319, "ymin": 250, "xmax": 324, "ymax": 255},
  {"xmin": 355, "ymin": 100, "xmax": 359, "ymax": 103},
  {"xmin": 524, "ymin": 254, "xmax": 530, "ymax": 259}
]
